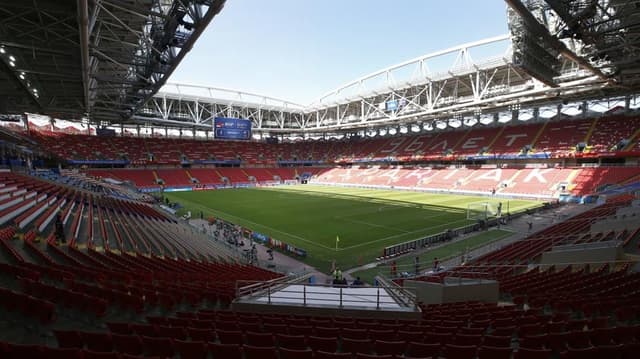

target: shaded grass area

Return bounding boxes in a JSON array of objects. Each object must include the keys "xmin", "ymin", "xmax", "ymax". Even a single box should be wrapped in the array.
[
  {"xmin": 166, "ymin": 185, "xmax": 540, "ymax": 272},
  {"xmin": 351, "ymin": 229, "xmax": 514, "ymax": 284}
]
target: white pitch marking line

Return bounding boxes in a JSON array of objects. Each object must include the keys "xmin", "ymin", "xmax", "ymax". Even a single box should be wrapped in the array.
[
  {"xmin": 337, "ymin": 218, "xmax": 471, "ymax": 251},
  {"xmin": 178, "ymin": 200, "xmax": 336, "ymax": 251},
  {"xmin": 336, "ymin": 217, "xmax": 411, "ymax": 233}
]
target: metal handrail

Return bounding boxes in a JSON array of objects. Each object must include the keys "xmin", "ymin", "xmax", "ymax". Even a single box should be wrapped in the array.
[
  {"xmin": 236, "ymin": 272, "xmax": 312, "ymax": 298},
  {"xmin": 375, "ymin": 274, "xmax": 417, "ymax": 309},
  {"xmin": 237, "ymin": 279, "xmax": 417, "ymax": 310}
]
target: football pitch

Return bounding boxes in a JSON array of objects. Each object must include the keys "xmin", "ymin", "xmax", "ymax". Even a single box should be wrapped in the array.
[{"xmin": 166, "ymin": 185, "xmax": 542, "ymax": 271}]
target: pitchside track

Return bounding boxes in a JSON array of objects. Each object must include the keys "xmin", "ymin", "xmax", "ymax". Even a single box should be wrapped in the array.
[{"xmin": 167, "ymin": 185, "xmax": 541, "ymax": 271}]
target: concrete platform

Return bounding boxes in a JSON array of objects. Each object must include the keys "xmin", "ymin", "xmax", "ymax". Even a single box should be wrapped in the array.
[{"xmin": 232, "ymin": 283, "xmax": 421, "ymax": 320}]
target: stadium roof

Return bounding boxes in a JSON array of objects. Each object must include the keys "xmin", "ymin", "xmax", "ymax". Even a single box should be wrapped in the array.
[
  {"xmin": 143, "ymin": 0, "xmax": 640, "ymax": 134},
  {"xmin": 0, "ymin": 0, "xmax": 225, "ymax": 122},
  {"xmin": 1, "ymin": 0, "xmax": 639, "ymax": 133},
  {"xmin": 145, "ymin": 33, "xmax": 634, "ymax": 134},
  {"xmin": 511, "ymin": 0, "xmax": 640, "ymax": 87}
]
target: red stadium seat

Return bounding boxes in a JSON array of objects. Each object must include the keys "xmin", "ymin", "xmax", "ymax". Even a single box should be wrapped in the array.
[
  {"xmin": 82, "ymin": 350, "xmax": 122, "ymax": 359},
  {"xmin": 514, "ymin": 347, "xmax": 552, "ymax": 359},
  {"xmin": 246, "ymin": 331, "xmax": 275, "ymax": 347},
  {"xmin": 314, "ymin": 351, "xmax": 353, "ymax": 359},
  {"xmin": 243, "ymin": 345, "xmax": 278, "ymax": 359},
  {"xmin": 208, "ymin": 343, "xmax": 242, "ymax": 359},
  {"xmin": 373, "ymin": 340, "xmax": 406, "ymax": 356},
  {"xmin": 341, "ymin": 338, "xmax": 372, "ymax": 355},
  {"xmin": 307, "ymin": 336, "xmax": 338, "ymax": 353},
  {"xmin": 83, "ymin": 332, "xmax": 113, "ymax": 352},
  {"xmin": 478, "ymin": 345, "xmax": 513, "ymax": 359},
  {"xmin": 406, "ymin": 342, "xmax": 440, "ymax": 358},
  {"xmin": 279, "ymin": 347, "xmax": 314, "ymax": 359},
  {"xmin": 53, "ymin": 329, "xmax": 84, "ymax": 348},
  {"xmin": 174, "ymin": 340, "xmax": 207, "ymax": 359},
  {"xmin": 277, "ymin": 334, "xmax": 307, "ymax": 350},
  {"xmin": 216, "ymin": 329, "xmax": 244, "ymax": 345},
  {"xmin": 111, "ymin": 334, "xmax": 143, "ymax": 355},
  {"xmin": 42, "ymin": 347, "xmax": 83, "ymax": 359},
  {"xmin": 141, "ymin": 336, "xmax": 174, "ymax": 357}
]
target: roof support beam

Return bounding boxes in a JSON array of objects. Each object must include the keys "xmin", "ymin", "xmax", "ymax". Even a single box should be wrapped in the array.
[
  {"xmin": 130, "ymin": 115, "xmax": 212, "ymax": 129},
  {"xmin": 77, "ymin": 0, "xmax": 90, "ymax": 116},
  {"xmin": 0, "ymin": 41, "xmax": 73, "ymax": 55},
  {"xmin": 504, "ymin": 0, "xmax": 613, "ymax": 84}
]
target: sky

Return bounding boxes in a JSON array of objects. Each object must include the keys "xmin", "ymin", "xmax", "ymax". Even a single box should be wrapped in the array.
[{"xmin": 168, "ymin": 0, "xmax": 509, "ymax": 105}]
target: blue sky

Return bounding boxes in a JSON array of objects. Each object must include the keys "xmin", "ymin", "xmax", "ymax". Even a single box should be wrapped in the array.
[{"xmin": 169, "ymin": 0, "xmax": 509, "ymax": 104}]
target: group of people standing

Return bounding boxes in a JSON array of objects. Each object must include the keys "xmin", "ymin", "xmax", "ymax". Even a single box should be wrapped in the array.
[{"xmin": 331, "ymin": 267, "xmax": 363, "ymax": 287}]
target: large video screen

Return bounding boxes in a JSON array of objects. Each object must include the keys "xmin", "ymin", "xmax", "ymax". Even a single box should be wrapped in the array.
[{"xmin": 214, "ymin": 117, "xmax": 252, "ymax": 140}]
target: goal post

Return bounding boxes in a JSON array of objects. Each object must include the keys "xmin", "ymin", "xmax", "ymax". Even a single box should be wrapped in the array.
[{"xmin": 466, "ymin": 200, "xmax": 505, "ymax": 221}]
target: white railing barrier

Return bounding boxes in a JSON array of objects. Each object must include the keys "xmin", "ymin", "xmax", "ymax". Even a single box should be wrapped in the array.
[{"xmin": 237, "ymin": 278, "xmax": 416, "ymax": 310}]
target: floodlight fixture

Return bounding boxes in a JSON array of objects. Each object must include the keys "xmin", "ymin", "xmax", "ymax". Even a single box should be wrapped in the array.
[
  {"xmin": 538, "ymin": 105, "xmax": 557, "ymax": 119},
  {"xmin": 479, "ymin": 114, "xmax": 495, "ymax": 125},
  {"xmin": 560, "ymin": 103, "xmax": 582, "ymax": 116},
  {"xmin": 517, "ymin": 109, "xmax": 534, "ymax": 121},
  {"xmin": 498, "ymin": 112, "xmax": 512, "ymax": 123},
  {"xmin": 463, "ymin": 116, "xmax": 478, "ymax": 127}
]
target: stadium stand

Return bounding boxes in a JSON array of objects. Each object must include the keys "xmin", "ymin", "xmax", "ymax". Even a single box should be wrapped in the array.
[
  {"xmin": 3, "ymin": 136, "xmax": 640, "ymax": 358},
  {"xmin": 311, "ymin": 165, "xmax": 640, "ymax": 198},
  {"xmin": 3, "ymin": 1, "xmax": 640, "ymax": 358},
  {"xmin": 586, "ymin": 116, "xmax": 640, "ymax": 154},
  {"xmin": 155, "ymin": 169, "xmax": 193, "ymax": 187},
  {"xmin": 534, "ymin": 118, "xmax": 593, "ymax": 157},
  {"xmin": 487, "ymin": 122, "xmax": 544, "ymax": 156},
  {"xmin": 16, "ymin": 116, "xmax": 640, "ymax": 165},
  {"xmin": 86, "ymin": 169, "xmax": 159, "ymax": 189},
  {"xmin": 186, "ymin": 168, "xmax": 225, "ymax": 186},
  {"xmin": 5, "ymin": 146, "xmax": 637, "ymax": 358}
]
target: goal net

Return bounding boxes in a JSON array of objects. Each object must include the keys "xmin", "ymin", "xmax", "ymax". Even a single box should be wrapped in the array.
[{"xmin": 466, "ymin": 201, "xmax": 503, "ymax": 221}]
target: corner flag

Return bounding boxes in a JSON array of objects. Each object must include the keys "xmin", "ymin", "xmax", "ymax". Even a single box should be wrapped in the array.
[{"xmin": 335, "ymin": 235, "xmax": 340, "ymax": 250}]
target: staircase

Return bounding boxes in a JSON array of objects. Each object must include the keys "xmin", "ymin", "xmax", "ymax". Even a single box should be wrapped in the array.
[
  {"xmin": 185, "ymin": 170, "xmax": 198, "ymax": 183},
  {"xmin": 485, "ymin": 126, "xmax": 506, "ymax": 154},
  {"xmin": 583, "ymin": 118, "xmax": 599, "ymax": 145},
  {"xmin": 530, "ymin": 119, "xmax": 550, "ymax": 150},
  {"xmin": 623, "ymin": 126, "xmax": 640, "ymax": 151},
  {"xmin": 152, "ymin": 170, "xmax": 162, "ymax": 184}
]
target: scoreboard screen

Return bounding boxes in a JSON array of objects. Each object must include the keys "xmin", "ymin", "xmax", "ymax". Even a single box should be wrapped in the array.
[
  {"xmin": 385, "ymin": 100, "xmax": 399, "ymax": 111},
  {"xmin": 214, "ymin": 117, "xmax": 252, "ymax": 140}
]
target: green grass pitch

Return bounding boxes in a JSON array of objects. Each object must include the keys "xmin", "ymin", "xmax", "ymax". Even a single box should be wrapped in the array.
[{"xmin": 166, "ymin": 185, "xmax": 542, "ymax": 272}]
